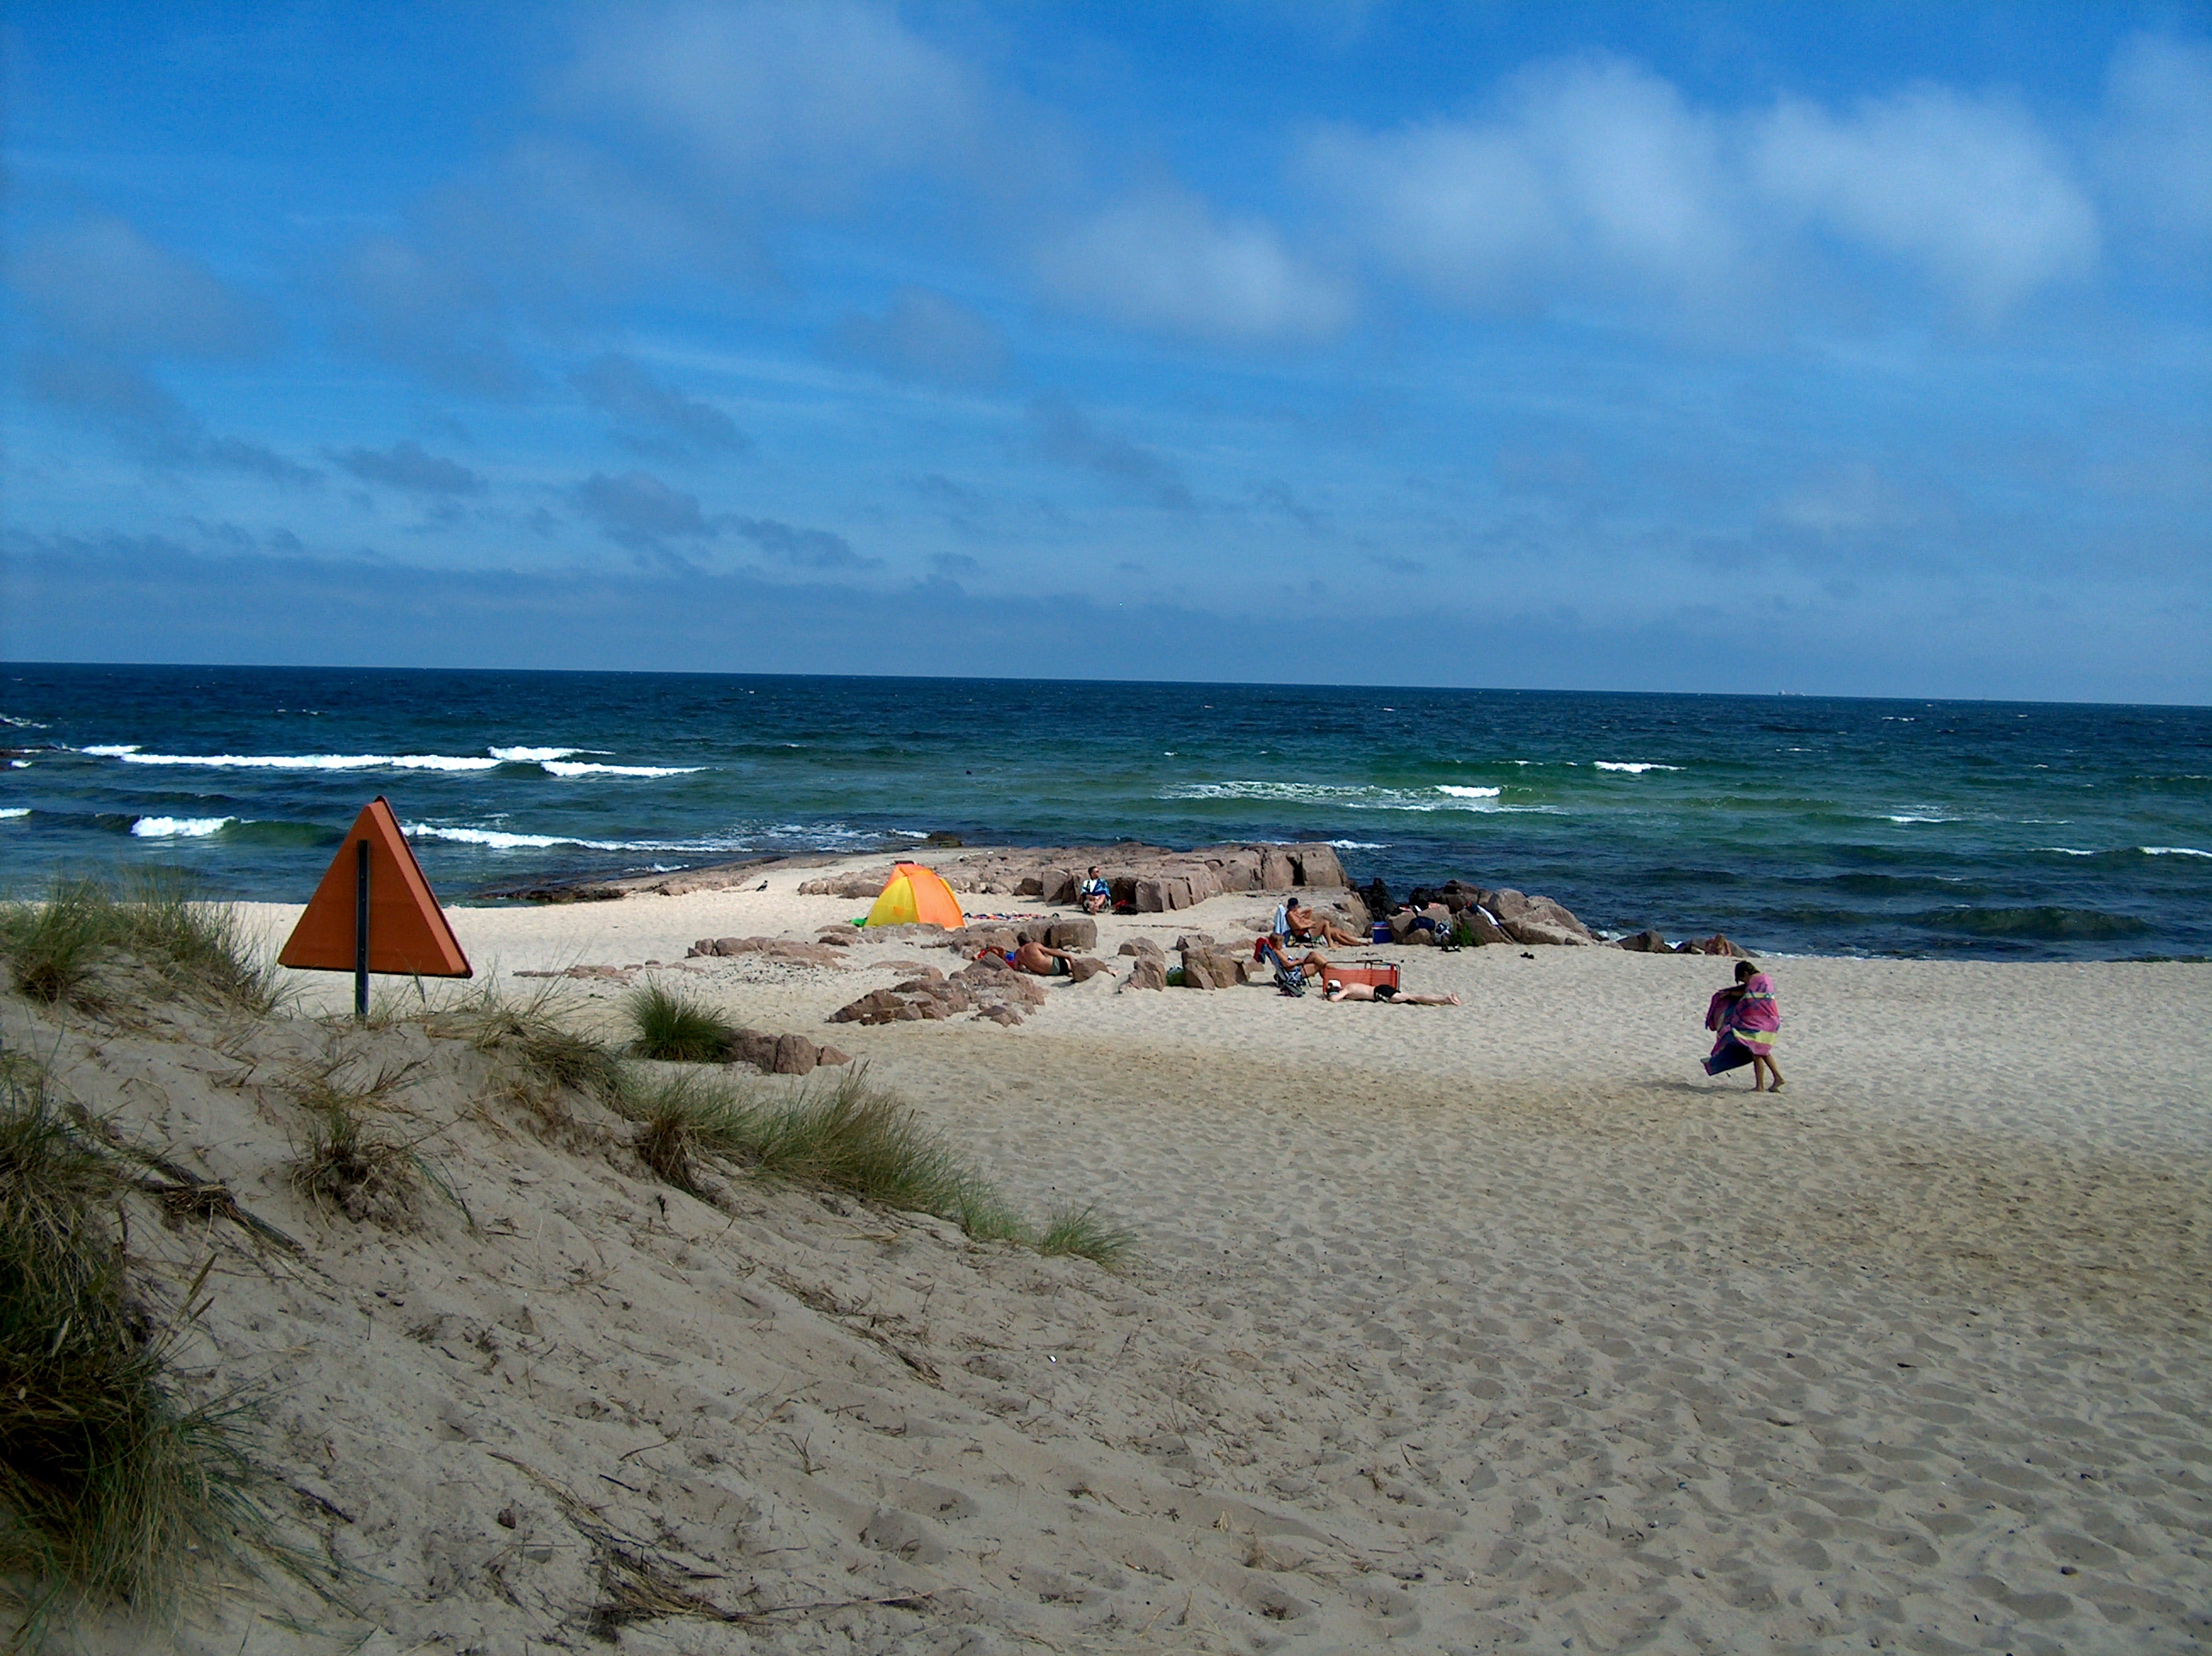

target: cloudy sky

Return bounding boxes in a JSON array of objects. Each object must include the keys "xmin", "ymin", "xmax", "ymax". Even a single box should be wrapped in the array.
[{"xmin": 4, "ymin": 3, "xmax": 2207, "ymax": 701}]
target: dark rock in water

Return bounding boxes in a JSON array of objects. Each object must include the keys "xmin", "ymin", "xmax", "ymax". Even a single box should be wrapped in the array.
[
  {"xmin": 1360, "ymin": 877, "xmax": 1394, "ymax": 922},
  {"xmin": 922, "ymin": 831, "xmax": 964, "ymax": 847},
  {"xmin": 1614, "ymin": 929, "xmax": 1671, "ymax": 953},
  {"xmin": 1683, "ymin": 933, "xmax": 1751, "ymax": 958}
]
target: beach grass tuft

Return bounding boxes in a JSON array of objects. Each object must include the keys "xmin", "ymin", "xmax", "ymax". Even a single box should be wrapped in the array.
[
  {"xmin": 0, "ymin": 873, "xmax": 278, "ymax": 1015},
  {"xmin": 614, "ymin": 1066, "xmax": 1136, "ymax": 1268},
  {"xmin": 282, "ymin": 1055, "xmax": 453, "ymax": 1226},
  {"xmin": 1034, "ymin": 1205, "xmax": 1138, "ymax": 1270},
  {"xmin": 431, "ymin": 982, "xmax": 628, "ymax": 1105},
  {"xmin": 623, "ymin": 982, "xmax": 735, "ymax": 1065},
  {"xmin": 0, "ymin": 1056, "xmax": 264, "ymax": 1632}
]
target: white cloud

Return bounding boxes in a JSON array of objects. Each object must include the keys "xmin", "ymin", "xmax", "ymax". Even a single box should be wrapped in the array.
[
  {"xmin": 1313, "ymin": 53, "xmax": 2100, "ymax": 325},
  {"xmin": 2098, "ymin": 31, "xmax": 2212, "ymax": 247},
  {"xmin": 1308, "ymin": 57, "xmax": 1741, "ymax": 313},
  {"xmin": 1751, "ymin": 87, "xmax": 2098, "ymax": 320},
  {"xmin": 1036, "ymin": 188, "xmax": 1353, "ymax": 342},
  {"xmin": 9, "ymin": 217, "xmax": 276, "ymax": 358},
  {"xmin": 562, "ymin": 1, "xmax": 983, "ymax": 204}
]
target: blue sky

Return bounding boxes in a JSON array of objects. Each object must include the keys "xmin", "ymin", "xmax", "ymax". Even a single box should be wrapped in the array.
[{"xmin": 4, "ymin": 3, "xmax": 2207, "ymax": 701}]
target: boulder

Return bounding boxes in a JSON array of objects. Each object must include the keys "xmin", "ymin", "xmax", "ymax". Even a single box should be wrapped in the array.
[
  {"xmin": 1684, "ymin": 934, "xmax": 1751, "ymax": 958},
  {"xmin": 1485, "ymin": 889, "xmax": 1594, "ymax": 941},
  {"xmin": 723, "ymin": 1029, "xmax": 850, "ymax": 1072},
  {"xmin": 1288, "ymin": 844, "xmax": 1349, "ymax": 888},
  {"xmin": 1463, "ymin": 907, "xmax": 1513, "ymax": 947},
  {"xmin": 1172, "ymin": 932, "xmax": 1216, "ymax": 950},
  {"xmin": 1066, "ymin": 957, "xmax": 1113, "ymax": 984},
  {"xmin": 1613, "ymin": 929, "xmax": 1670, "ymax": 953},
  {"xmin": 687, "ymin": 936, "xmax": 850, "ymax": 967},
  {"xmin": 1042, "ymin": 916, "xmax": 1097, "ymax": 950},
  {"xmin": 1180, "ymin": 948, "xmax": 1252, "ymax": 990},
  {"xmin": 798, "ymin": 867, "xmax": 900, "ymax": 898},
  {"xmin": 1122, "ymin": 957, "xmax": 1167, "ymax": 991},
  {"xmin": 1260, "ymin": 848, "xmax": 1297, "ymax": 889},
  {"xmin": 1117, "ymin": 937, "xmax": 1165, "ymax": 958}
]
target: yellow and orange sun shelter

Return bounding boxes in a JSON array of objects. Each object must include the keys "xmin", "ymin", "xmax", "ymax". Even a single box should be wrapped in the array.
[{"xmin": 864, "ymin": 861, "xmax": 964, "ymax": 929}]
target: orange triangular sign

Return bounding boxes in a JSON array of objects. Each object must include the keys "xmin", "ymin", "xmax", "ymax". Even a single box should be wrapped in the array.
[{"xmin": 278, "ymin": 797, "xmax": 472, "ymax": 977}]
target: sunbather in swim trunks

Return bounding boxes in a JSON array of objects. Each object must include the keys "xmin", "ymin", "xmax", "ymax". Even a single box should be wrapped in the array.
[{"xmin": 1324, "ymin": 979, "xmax": 1461, "ymax": 1004}]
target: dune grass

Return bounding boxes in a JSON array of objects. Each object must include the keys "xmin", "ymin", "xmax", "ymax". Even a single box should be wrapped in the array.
[
  {"xmin": 282, "ymin": 1054, "xmax": 466, "ymax": 1228},
  {"xmin": 623, "ymin": 982, "xmax": 735, "ymax": 1064},
  {"xmin": 430, "ymin": 982, "xmax": 628, "ymax": 1106},
  {"xmin": 0, "ymin": 873, "xmax": 279, "ymax": 1016},
  {"xmin": 617, "ymin": 1066, "xmax": 1134, "ymax": 1268},
  {"xmin": 0, "ymin": 1057, "xmax": 264, "ymax": 1634}
]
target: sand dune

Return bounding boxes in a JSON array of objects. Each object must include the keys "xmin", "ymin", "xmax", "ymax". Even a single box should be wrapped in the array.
[{"xmin": 8, "ymin": 857, "xmax": 2207, "ymax": 1652}]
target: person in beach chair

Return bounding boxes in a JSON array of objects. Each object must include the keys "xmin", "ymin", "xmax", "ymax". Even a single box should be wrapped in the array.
[
  {"xmin": 1254, "ymin": 936, "xmax": 1331, "ymax": 994},
  {"xmin": 1284, "ymin": 898, "xmax": 1364, "ymax": 948},
  {"xmin": 1324, "ymin": 977, "xmax": 1461, "ymax": 1005},
  {"xmin": 1077, "ymin": 865, "xmax": 1112, "ymax": 915},
  {"xmin": 1704, "ymin": 959, "xmax": 1785, "ymax": 1091},
  {"xmin": 1010, "ymin": 932, "xmax": 1082, "ymax": 976}
]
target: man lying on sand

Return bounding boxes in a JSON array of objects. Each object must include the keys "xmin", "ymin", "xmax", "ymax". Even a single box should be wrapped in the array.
[
  {"xmin": 1324, "ymin": 978, "xmax": 1461, "ymax": 1005},
  {"xmin": 1011, "ymin": 934, "xmax": 1081, "ymax": 976}
]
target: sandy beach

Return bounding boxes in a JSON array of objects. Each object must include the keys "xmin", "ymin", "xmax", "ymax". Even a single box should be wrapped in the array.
[{"xmin": 11, "ymin": 853, "xmax": 2209, "ymax": 1653}]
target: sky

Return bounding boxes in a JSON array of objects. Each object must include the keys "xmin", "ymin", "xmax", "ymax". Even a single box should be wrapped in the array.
[{"xmin": 3, "ymin": 2, "xmax": 2208, "ymax": 702}]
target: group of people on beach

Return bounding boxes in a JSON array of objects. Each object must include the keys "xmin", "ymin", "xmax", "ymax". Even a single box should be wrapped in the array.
[{"xmin": 1059, "ymin": 867, "xmax": 1787, "ymax": 1083}]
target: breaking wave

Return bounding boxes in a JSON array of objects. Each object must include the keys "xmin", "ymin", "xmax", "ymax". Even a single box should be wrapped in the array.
[{"xmin": 129, "ymin": 815, "xmax": 234, "ymax": 837}]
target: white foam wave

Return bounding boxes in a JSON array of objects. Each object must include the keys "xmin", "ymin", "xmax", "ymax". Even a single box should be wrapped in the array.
[
  {"xmin": 1327, "ymin": 840, "xmax": 1388, "ymax": 849},
  {"xmin": 489, "ymin": 746, "xmax": 578, "ymax": 763},
  {"xmin": 539, "ymin": 760, "xmax": 702, "ymax": 778},
  {"xmin": 1594, "ymin": 761, "xmax": 1681, "ymax": 774},
  {"xmin": 131, "ymin": 815, "xmax": 234, "ymax": 838},
  {"xmin": 82, "ymin": 744, "xmax": 141, "ymax": 757},
  {"xmin": 99, "ymin": 750, "xmax": 501, "ymax": 772},
  {"xmin": 2142, "ymin": 846, "xmax": 2210, "ymax": 858},
  {"xmin": 0, "ymin": 808, "xmax": 30, "ymax": 820},
  {"xmin": 1159, "ymin": 780, "xmax": 1555, "ymax": 814},
  {"xmin": 0, "ymin": 715, "xmax": 47, "ymax": 730},
  {"xmin": 2036, "ymin": 847, "xmax": 2097, "ymax": 856},
  {"xmin": 404, "ymin": 824, "xmax": 671, "ymax": 852},
  {"xmin": 1885, "ymin": 814, "xmax": 1958, "ymax": 825}
]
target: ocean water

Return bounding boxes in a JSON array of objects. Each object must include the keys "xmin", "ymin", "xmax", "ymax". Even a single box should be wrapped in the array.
[{"xmin": 2, "ymin": 663, "xmax": 2207, "ymax": 961}]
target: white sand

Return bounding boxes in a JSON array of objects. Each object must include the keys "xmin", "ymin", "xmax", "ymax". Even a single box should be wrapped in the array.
[{"xmin": 14, "ymin": 857, "xmax": 2209, "ymax": 1653}]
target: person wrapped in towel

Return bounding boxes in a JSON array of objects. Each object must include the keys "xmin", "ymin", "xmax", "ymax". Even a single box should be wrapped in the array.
[{"xmin": 1705, "ymin": 959, "xmax": 1785, "ymax": 1091}]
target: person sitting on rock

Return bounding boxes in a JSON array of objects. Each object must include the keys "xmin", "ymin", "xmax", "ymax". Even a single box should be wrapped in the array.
[
  {"xmin": 1011, "ymin": 933, "xmax": 1081, "ymax": 976},
  {"xmin": 1077, "ymin": 866, "xmax": 1111, "ymax": 915},
  {"xmin": 1324, "ymin": 978, "xmax": 1461, "ymax": 1005},
  {"xmin": 1285, "ymin": 898, "xmax": 1364, "ymax": 948}
]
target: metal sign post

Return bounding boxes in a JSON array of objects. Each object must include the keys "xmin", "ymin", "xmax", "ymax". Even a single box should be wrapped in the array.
[{"xmin": 354, "ymin": 837, "xmax": 371, "ymax": 1021}]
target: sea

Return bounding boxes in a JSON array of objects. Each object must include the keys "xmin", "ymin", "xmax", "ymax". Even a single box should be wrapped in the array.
[{"xmin": 2, "ymin": 663, "xmax": 2207, "ymax": 962}]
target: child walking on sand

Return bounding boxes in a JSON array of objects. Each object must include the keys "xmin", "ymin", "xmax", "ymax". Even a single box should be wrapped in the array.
[{"xmin": 1705, "ymin": 960, "xmax": 1785, "ymax": 1091}]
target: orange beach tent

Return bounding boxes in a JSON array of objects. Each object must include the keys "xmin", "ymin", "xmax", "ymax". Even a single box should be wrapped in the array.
[{"xmin": 865, "ymin": 862, "xmax": 963, "ymax": 928}]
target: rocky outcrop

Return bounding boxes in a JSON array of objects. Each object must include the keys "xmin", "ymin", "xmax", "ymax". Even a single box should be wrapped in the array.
[
  {"xmin": 1179, "ymin": 946, "xmax": 1255, "ymax": 990},
  {"xmin": 1612, "ymin": 929, "xmax": 1672, "ymax": 953},
  {"xmin": 796, "ymin": 842, "xmax": 1353, "ymax": 909},
  {"xmin": 687, "ymin": 937, "xmax": 851, "ymax": 967},
  {"xmin": 828, "ymin": 963, "xmax": 1052, "ymax": 1027},
  {"xmin": 723, "ymin": 1029, "xmax": 852, "ymax": 1075},
  {"xmin": 961, "ymin": 918, "xmax": 1097, "ymax": 955},
  {"xmin": 1120, "ymin": 956, "xmax": 1167, "ymax": 991},
  {"xmin": 1678, "ymin": 934, "xmax": 1751, "ymax": 958}
]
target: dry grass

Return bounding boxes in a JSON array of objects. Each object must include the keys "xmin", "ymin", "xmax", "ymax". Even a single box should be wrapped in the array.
[
  {"xmin": 617, "ymin": 1068, "xmax": 1134, "ymax": 1268},
  {"xmin": 0, "ymin": 873, "xmax": 279, "ymax": 1016},
  {"xmin": 0, "ymin": 1056, "xmax": 266, "ymax": 1637},
  {"xmin": 429, "ymin": 982, "xmax": 627, "ymax": 1106},
  {"xmin": 281, "ymin": 1053, "xmax": 461, "ymax": 1228}
]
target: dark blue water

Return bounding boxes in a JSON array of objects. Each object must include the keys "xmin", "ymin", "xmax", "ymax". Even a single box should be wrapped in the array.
[{"xmin": 3, "ymin": 663, "xmax": 2208, "ymax": 960}]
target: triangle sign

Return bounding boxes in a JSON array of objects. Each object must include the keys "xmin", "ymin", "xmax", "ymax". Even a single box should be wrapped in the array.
[{"xmin": 278, "ymin": 797, "xmax": 472, "ymax": 977}]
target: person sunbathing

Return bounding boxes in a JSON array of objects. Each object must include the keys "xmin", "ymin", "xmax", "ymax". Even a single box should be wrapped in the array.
[
  {"xmin": 1010, "ymin": 934, "xmax": 1081, "ymax": 976},
  {"xmin": 1324, "ymin": 979, "xmax": 1461, "ymax": 1005},
  {"xmin": 1284, "ymin": 899, "xmax": 1363, "ymax": 948}
]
